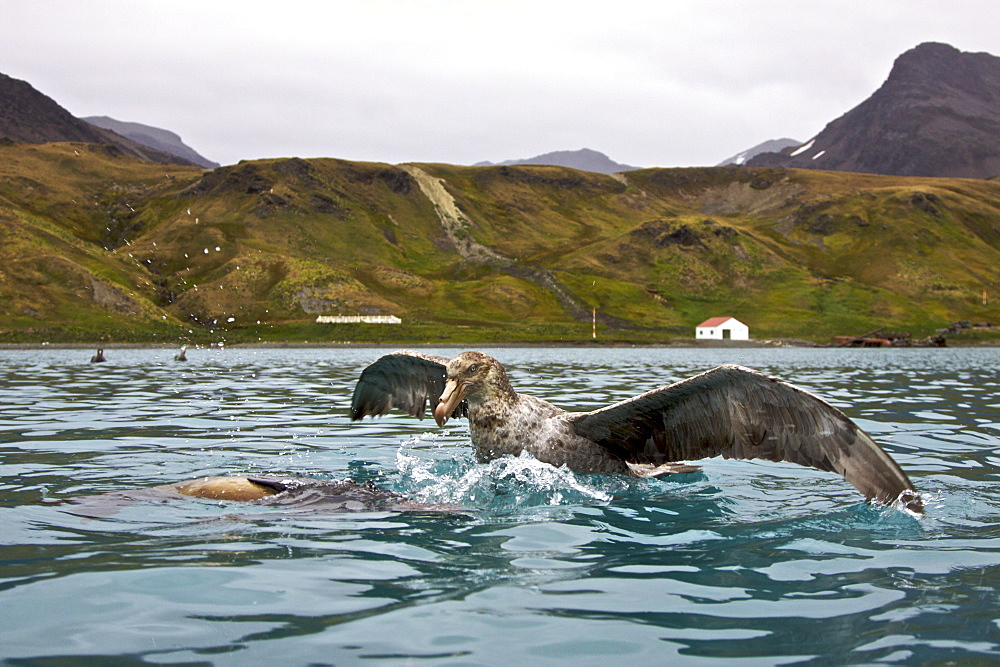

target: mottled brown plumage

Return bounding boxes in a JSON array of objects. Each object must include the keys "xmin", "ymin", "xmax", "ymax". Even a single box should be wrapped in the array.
[{"xmin": 351, "ymin": 350, "xmax": 922, "ymax": 512}]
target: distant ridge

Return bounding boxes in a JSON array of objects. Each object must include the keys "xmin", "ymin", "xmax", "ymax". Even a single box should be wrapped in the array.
[
  {"xmin": 82, "ymin": 116, "xmax": 219, "ymax": 169},
  {"xmin": 716, "ymin": 138, "xmax": 800, "ymax": 166},
  {"xmin": 475, "ymin": 148, "xmax": 639, "ymax": 174},
  {"xmin": 0, "ymin": 72, "xmax": 198, "ymax": 167},
  {"xmin": 748, "ymin": 43, "xmax": 1000, "ymax": 178}
]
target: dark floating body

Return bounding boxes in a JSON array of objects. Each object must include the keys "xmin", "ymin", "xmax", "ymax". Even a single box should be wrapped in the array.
[
  {"xmin": 351, "ymin": 350, "xmax": 922, "ymax": 513},
  {"xmin": 64, "ymin": 476, "xmax": 446, "ymax": 517},
  {"xmin": 90, "ymin": 348, "xmax": 106, "ymax": 363},
  {"xmin": 174, "ymin": 345, "xmax": 188, "ymax": 361}
]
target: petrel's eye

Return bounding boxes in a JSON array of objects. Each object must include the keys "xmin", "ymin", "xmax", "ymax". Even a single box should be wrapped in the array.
[{"xmin": 468, "ymin": 364, "xmax": 478, "ymax": 373}]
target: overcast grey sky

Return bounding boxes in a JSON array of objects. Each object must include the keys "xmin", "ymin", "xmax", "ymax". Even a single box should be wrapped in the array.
[{"xmin": 1, "ymin": 0, "xmax": 997, "ymax": 168}]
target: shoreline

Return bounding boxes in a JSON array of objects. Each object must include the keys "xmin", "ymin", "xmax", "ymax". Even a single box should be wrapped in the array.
[{"xmin": 1, "ymin": 339, "xmax": 995, "ymax": 350}]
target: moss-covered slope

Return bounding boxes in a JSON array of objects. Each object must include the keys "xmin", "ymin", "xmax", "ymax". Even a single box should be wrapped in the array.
[{"xmin": 1, "ymin": 143, "xmax": 997, "ymax": 344}]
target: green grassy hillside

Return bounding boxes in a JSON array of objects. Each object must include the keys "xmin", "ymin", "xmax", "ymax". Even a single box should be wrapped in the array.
[{"xmin": 1, "ymin": 143, "xmax": 997, "ymax": 345}]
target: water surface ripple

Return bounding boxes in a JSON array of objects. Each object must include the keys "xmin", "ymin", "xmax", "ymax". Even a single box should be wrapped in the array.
[{"xmin": 1, "ymin": 346, "xmax": 998, "ymax": 664}]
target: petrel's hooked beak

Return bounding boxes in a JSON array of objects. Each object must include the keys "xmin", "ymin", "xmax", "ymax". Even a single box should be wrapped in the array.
[{"xmin": 434, "ymin": 379, "xmax": 466, "ymax": 426}]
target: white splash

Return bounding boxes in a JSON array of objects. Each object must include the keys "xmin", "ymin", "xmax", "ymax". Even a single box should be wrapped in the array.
[{"xmin": 395, "ymin": 448, "xmax": 613, "ymax": 507}]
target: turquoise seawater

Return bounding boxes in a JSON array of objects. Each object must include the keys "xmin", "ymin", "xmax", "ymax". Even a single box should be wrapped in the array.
[{"xmin": 1, "ymin": 346, "xmax": 998, "ymax": 664}]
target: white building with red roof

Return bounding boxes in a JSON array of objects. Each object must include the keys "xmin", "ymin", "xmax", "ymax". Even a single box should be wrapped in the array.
[{"xmin": 695, "ymin": 316, "xmax": 749, "ymax": 340}]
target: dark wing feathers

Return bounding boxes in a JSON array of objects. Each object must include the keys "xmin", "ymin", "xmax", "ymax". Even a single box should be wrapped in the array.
[
  {"xmin": 350, "ymin": 351, "xmax": 466, "ymax": 421},
  {"xmin": 570, "ymin": 365, "xmax": 919, "ymax": 510}
]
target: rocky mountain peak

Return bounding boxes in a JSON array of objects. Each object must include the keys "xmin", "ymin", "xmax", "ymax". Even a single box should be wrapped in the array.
[
  {"xmin": 0, "ymin": 72, "xmax": 201, "ymax": 167},
  {"xmin": 748, "ymin": 43, "xmax": 1000, "ymax": 179}
]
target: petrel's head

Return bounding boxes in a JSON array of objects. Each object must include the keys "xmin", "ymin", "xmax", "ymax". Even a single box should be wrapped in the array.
[{"xmin": 433, "ymin": 351, "xmax": 510, "ymax": 426}]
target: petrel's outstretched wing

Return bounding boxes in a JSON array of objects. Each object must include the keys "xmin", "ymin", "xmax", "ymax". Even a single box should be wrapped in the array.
[
  {"xmin": 350, "ymin": 350, "xmax": 466, "ymax": 421},
  {"xmin": 570, "ymin": 365, "xmax": 920, "ymax": 512}
]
